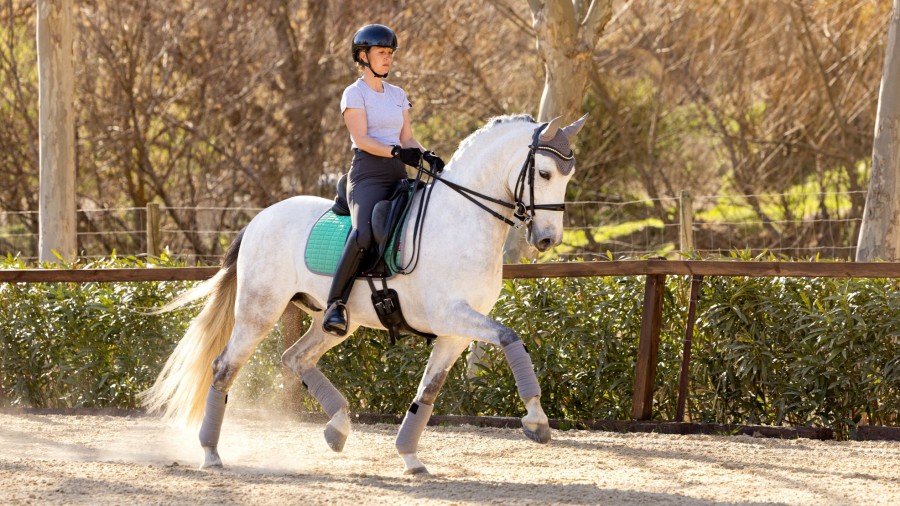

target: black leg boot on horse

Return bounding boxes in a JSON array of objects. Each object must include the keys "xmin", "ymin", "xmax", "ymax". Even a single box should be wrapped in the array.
[{"xmin": 323, "ymin": 230, "xmax": 365, "ymax": 336}]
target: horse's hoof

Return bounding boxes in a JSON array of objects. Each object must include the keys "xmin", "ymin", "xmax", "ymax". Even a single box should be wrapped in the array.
[
  {"xmin": 324, "ymin": 424, "xmax": 348, "ymax": 452},
  {"xmin": 200, "ymin": 447, "xmax": 223, "ymax": 469},
  {"xmin": 400, "ymin": 453, "xmax": 429, "ymax": 475},
  {"xmin": 404, "ymin": 466, "xmax": 430, "ymax": 475},
  {"xmin": 523, "ymin": 424, "xmax": 552, "ymax": 444},
  {"xmin": 324, "ymin": 411, "xmax": 350, "ymax": 452}
]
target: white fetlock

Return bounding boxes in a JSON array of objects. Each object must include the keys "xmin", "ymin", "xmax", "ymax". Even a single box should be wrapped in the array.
[
  {"xmin": 324, "ymin": 409, "xmax": 351, "ymax": 452},
  {"xmin": 400, "ymin": 453, "xmax": 429, "ymax": 475},
  {"xmin": 200, "ymin": 446, "xmax": 223, "ymax": 469},
  {"xmin": 521, "ymin": 396, "xmax": 551, "ymax": 444}
]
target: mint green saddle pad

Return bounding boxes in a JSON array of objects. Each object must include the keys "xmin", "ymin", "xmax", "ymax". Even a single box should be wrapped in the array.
[
  {"xmin": 305, "ymin": 209, "xmax": 405, "ymax": 277},
  {"xmin": 305, "ymin": 211, "xmax": 353, "ymax": 276}
]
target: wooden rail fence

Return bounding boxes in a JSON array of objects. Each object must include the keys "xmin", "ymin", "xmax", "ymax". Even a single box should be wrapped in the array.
[{"xmin": 3, "ymin": 260, "xmax": 900, "ymax": 427}]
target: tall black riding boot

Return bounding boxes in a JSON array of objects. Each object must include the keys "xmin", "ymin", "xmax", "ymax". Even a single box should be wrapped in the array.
[{"xmin": 322, "ymin": 231, "xmax": 366, "ymax": 336}]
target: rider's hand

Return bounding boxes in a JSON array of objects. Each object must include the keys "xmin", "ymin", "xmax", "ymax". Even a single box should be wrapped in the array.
[
  {"xmin": 423, "ymin": 151, "xmax": 445, "ymax": 172},
  {"xmin": 391, "ymin": 146, "xmax": 423, "ymax": 168}
]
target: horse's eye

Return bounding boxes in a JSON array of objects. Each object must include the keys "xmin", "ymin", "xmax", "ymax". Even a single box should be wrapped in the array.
[{"xmin": 538, "ymin": 170, "xmax": 551, "ymax": 180}]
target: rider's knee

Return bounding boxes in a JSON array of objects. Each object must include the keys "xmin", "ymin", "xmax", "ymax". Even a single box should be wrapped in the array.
[{"xmin": 351, "ymin": 227, "xmax": 371, "ymax": 250}]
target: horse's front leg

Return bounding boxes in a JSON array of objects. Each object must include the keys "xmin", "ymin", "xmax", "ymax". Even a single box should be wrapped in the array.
[
  {"xmin": 397, "ymin": 336, "xmax": 471, "ymax": 475},
  {"xmin": 504, "ymin": 339, "xmax": 551, "ymax": 444},
  {"xmin": 440, "ymin": 303, "xmax": 551, "ymax": 445}
]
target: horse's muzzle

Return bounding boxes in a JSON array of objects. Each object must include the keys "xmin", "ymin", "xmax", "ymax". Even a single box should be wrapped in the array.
[{"xmin": 529, "ymin": 228, "xmax": 561, "ymax": 252}]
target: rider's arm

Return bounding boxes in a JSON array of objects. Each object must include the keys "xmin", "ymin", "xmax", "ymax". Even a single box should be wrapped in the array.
[
  {"xmin": 398, "ymin": 109, "xmax": 424, "ymax": 152},
  {"xmin": 343, "ymin": 108, "xmax": 395, "ymax": 157}
]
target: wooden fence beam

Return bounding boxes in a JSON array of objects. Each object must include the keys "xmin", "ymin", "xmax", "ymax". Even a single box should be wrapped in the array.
[
  {"xmin": 503, "ymin": 260, "xmax": 900, "ymax": 278},
  {"xmin": 3, "ymin": 261, "xmax": 900, "ymax": 283},
  {"xmin": 0, "ymin": 267, "xmax": 219, "ymax": 283},
  {"xmin": 679, "ymin": 190, "xmax": 694, "ymax": 253},
  {"xmin": 676, "ymin": 275, "xmax": 704, "ymax": 422},
  {"xmin": 631, "ymin": 274, "xmax": 666, "ymax": 421}
]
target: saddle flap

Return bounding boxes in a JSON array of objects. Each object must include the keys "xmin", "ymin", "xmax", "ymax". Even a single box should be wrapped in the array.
[
  {"xmin": 372, "ymin": 179, "xmax": 413, "ymax": 252},
  {"xmin": 372, "ymin": 201, "xmax": 392, "ymax": 246}
]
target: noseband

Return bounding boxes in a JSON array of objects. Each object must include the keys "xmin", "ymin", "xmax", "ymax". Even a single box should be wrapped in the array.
[{"xmin": 427, "ymin": 123, "xmax": 570, "ymax": 230}]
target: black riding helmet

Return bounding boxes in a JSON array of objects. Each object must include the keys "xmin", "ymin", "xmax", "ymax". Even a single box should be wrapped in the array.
[{"xmin": 352, "ymin": 24, "xmax": 398, "ymax": 78}]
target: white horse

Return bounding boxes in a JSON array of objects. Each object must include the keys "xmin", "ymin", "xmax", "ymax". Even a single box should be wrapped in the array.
[{"xmin": 141, "ymin": 113, "xmax": 587, "ymax": 475}]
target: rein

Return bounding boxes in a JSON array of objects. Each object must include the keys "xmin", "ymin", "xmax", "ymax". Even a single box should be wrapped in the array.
[
  {"xmin": 425, "ymin": 123, "xmax": 569, "ymax": 229},
  {"xmin": 390, "ymin": 123, "xmax": 570, "ymax": 275}
]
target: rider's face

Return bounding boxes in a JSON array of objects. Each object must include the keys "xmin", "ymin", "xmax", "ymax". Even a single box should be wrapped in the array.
[{"xmin": 363, "ymin": 47, "xmax": 394, "ymax": 75}]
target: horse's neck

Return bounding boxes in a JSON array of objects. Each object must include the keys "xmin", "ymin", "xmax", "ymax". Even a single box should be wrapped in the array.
[
  {"xmin": 443, "ymin": 125, "xmax": 523, "ymax": 200},
  {"xmin": 427, "ymin": 128, "xmax": 523, "ymax": 255}
]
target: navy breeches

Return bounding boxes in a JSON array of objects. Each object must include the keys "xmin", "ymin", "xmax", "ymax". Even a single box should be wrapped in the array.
[{"xmin": 347, "ymin": 149, "xmax": 407, "ymax": 249}]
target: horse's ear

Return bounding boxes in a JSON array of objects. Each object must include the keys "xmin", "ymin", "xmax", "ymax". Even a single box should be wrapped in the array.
[
  {"xmin": 561, "ymin": 114, "xmax": 588, "ymax": 140},
  {"xmin": 539, "ymin": 116, "xmax": 563, "ymax": 142}
]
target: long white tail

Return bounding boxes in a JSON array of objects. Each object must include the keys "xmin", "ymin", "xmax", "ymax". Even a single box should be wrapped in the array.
[{"xmin": 139, "ymin": 234, "xmax": 242, "ymax": 428}]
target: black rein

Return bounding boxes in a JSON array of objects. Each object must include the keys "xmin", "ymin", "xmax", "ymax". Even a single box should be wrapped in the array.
[{"xmin": 423, "ymin": 123, "xmax": 569, "ymax": 230}]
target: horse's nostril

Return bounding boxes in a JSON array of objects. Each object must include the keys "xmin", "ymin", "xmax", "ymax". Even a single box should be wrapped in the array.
[{"xmin": 538, "ymin": 238, "xmax": 553, "ymax": 251}]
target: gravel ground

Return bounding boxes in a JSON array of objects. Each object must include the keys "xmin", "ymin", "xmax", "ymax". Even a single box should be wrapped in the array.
[{"xmin": 1, "ymin": 411, "xmax": 899, "ymax": 505}]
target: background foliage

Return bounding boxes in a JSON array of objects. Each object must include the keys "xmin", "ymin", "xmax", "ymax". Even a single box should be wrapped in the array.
[
  {"xmin": 2, "ymin": 257, "xmax": 898, "ymax": 439},
  {"xmin": 0, "ymin": 0, "xmax": 893, "ymax": 261}
]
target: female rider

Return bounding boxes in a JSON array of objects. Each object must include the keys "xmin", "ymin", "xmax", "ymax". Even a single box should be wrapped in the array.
[{"xmin": 323, "ymin": 24, "xmax": 444, "ymax": 336}]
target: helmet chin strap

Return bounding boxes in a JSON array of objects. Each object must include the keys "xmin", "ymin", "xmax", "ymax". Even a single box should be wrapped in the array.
[
  {"xmin": 361, "ymin": 50, "xmax": 389, "ymax": 79},
  {"xmin": 366, "ymin": 64, "xmax": 389, "ymax": 79}
]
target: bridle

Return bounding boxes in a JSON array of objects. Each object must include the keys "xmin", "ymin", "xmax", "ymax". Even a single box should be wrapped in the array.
[
  {"xmin": 424, "ymin": 123, "xmax": 570, "ymax": 230},
  {"xmin": 392, "ymin": 123, "xmax": 572, "ymax": 274}
]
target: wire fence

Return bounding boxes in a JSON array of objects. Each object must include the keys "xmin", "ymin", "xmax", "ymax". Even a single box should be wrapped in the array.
[{"xmin": 0, "ymin": 190, "xmax": 866, "ymax": 265}]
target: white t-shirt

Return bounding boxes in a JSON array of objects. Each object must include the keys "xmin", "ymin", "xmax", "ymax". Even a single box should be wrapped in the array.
[{"xmin": 340, "ymin": 78, "xmax": 411, "ymax": 149}]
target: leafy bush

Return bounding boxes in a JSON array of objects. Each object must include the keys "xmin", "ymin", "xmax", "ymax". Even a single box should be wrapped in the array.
[
  {"xmin": 696, "ymin": 274, "xmax": 900, "ymax": 436},
  {"xmin": 0, "ymin": 254, "xmax": 195, "ymax": 408},
  {"xmin": 2, "ymin": 255, "xmax": 899, "ymax": 439}
]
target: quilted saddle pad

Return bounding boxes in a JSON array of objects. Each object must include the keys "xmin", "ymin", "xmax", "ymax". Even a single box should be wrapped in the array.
[{"xmin": 305, "ymin": 210, "xmax": 352, "ymax": 276}]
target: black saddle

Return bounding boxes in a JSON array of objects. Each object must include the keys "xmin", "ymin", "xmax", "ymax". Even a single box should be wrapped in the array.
[{"xmin": 331, "ymin": 174, "xmax": 420, "ymax": 262}]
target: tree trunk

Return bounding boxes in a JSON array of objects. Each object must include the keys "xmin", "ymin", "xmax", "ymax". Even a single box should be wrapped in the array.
[
  {"xmin": 269, "ymin": 0, "xmax": 330, "ymax": 196},
  {"xmin": 857, "ymin": 0, "xmax": 900, "ymax": 261},
  {"xmin": 37, "ymin": 0, "xmax": 76, "ymax": 262},
  {"xmin": 531, "ymin": 0, "xmax": 612, "ymax": 121},
  {"xmin": 505, "ymin": 0, "xmax": 613, "ymax": 262}
]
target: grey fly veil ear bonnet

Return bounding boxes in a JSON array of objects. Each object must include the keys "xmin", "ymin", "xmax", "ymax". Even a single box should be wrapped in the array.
[{"xmin": 535, "ymin": 115, "xmax": 588, "ymax": 176}]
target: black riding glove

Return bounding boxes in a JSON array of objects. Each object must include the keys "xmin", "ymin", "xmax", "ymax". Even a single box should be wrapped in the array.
[
  {"xmin": 391, "ymin": 145, "xmax": 423, "ymax": 168},
  {"xmin": 423, "ymin": 151, "xmax": 445, "ymax": 172}
]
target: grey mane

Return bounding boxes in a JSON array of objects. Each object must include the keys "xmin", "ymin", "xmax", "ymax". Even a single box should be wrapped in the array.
[{"xmin": 487, "ymin": 114, "xmax": 536, "ymax": 127}]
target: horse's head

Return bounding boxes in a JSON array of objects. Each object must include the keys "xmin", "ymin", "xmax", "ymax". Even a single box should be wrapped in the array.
[{"xmin": 508, "ymin": 115, "xmax": 587, "ymax": 252}]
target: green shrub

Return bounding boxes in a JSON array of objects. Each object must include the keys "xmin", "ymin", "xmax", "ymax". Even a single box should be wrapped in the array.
[
  {"xmin": 0, "ymin": 254, "xmax": 195, "ymax": 408},
  {"xmin": 697, "ymin": 275, "xmax": 900, "ymax": 436},
  {"xmin": 2, "ymin": 255, "xmax": 898, "ymax": 439}
]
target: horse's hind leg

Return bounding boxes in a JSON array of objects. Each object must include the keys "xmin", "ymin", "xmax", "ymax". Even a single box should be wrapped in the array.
[
  {"xmin": 396, "ymin": 336, "xmax": 471, "ymax": 475},
  {"xmin": 281, "ymin": 314, "xmax": 356, "ymax": 452},
  {"xmin": 199, "ymin": 298, "xmax": 287, "ymax": 469}
]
